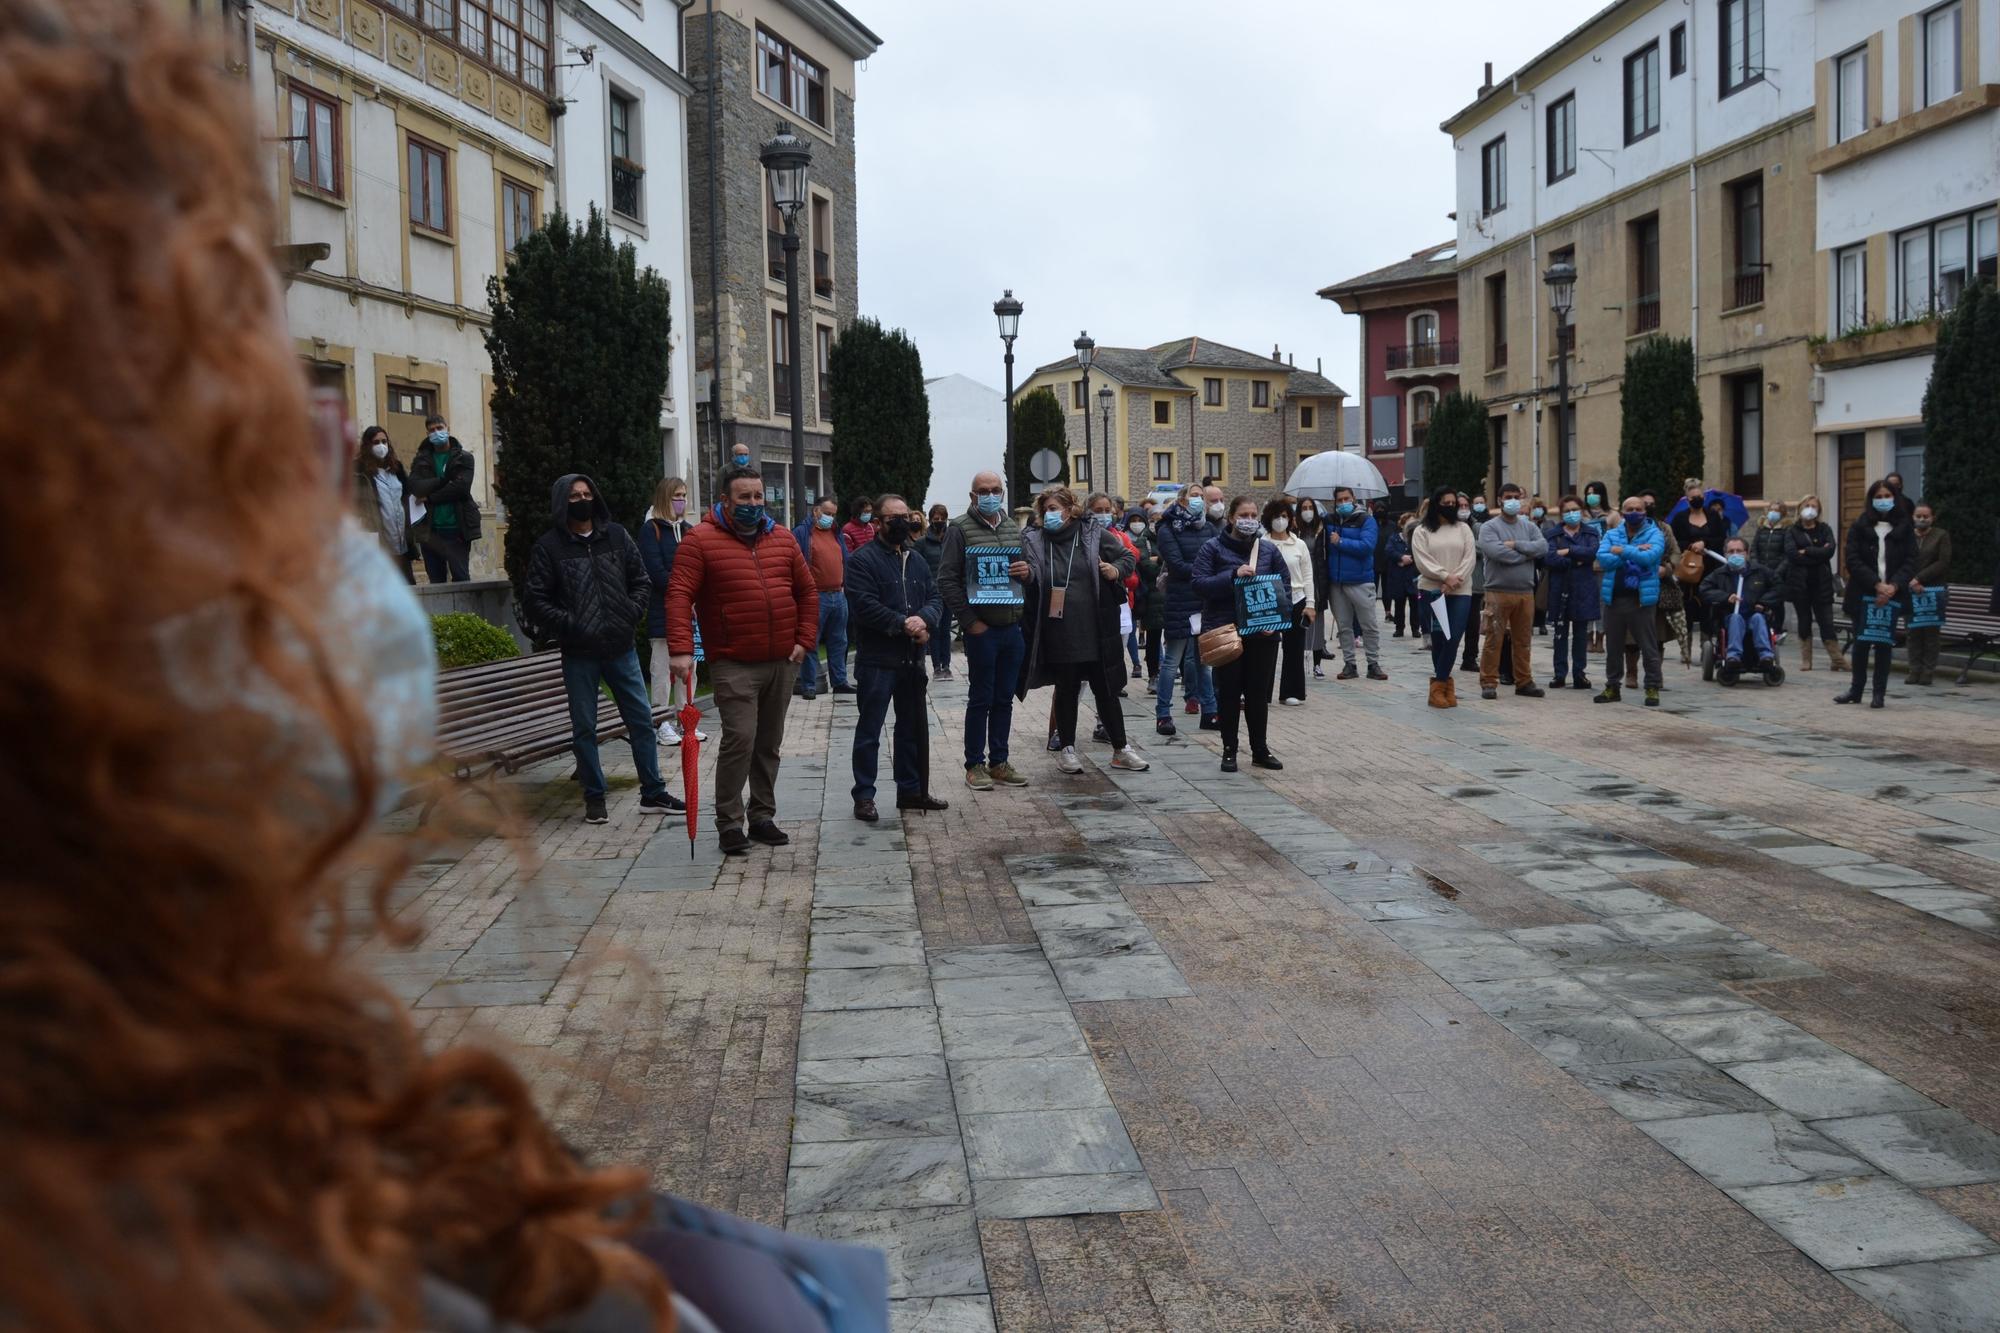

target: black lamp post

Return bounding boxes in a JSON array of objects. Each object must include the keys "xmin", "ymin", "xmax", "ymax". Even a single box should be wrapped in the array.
[
  {"xmin": 1097, "ymin": 385, "xmax": 1114, "ymax": 494},
  {"xmin": 1544, "ymin": 258, "xmax": 1576, "ymax": 496},
  {"xmin": 1074, "ymin": 331, "xmax": 1095, "ymax": 489},
  {"xmin": 760, "ymin": 122, "xmax": 812, "ymax": 526},
  {"xmin": 994, "ymin": 290, "xmax": 1023, "ymax": 507}
]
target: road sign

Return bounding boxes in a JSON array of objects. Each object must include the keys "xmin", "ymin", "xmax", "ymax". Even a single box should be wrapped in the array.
[{"xmin": 1029, "ymin": 448, "xmax": 1063, "ymax": 484}]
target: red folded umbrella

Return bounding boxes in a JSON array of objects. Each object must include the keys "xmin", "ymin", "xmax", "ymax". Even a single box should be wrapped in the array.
[{"xmin": 677, "ymin": 669, "xmax": 702, "ymax": 859}]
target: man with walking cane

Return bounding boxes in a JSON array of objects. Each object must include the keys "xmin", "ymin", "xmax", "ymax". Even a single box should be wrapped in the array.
[{"xmin": 844, "ymin": 495, "xmax": 948, "ymax": 822}]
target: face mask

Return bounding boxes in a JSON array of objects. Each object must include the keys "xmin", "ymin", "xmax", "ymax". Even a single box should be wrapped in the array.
[
  {"xmin": 1502, "ymin": 499, "xmax": 1521, "ymax": 517},
  {"xmin": 858, "ymin": 511, "xmax": 873, "ymax": 524},
  {"xmin": 1184, "ymin": 497, "xmax": 1203, "ymax": 516},
  {"xmin": 930, "ymin": 518, "xmax": 946, "ymax": 531},
  {"xmin": 732, "ymin": 452, "xmax": 752, "ymax": 468},
  {"xmin": 1801, "ymin": 507, "xmax": 1818, "ymax": 521},
  {"xmin": 732, "ymin": 503, "xmax": 765, "ymax": 530},
  {"xmin": 1765, "ymin": 510, "xmax": 1781, "ymax": 525},
  {"xmin": 427, "ymin": 430, "xmax": 448, "ymax": 446},
  {"xmin": 566, "ymin": 498, "xmax": 594, "ymax": 523},
  {"xmin": 1562, "ymin": 511, "xmax": 1581, "ymax": 526},
  {"xmin": 1623, "ymin": 512, "xmax": 1645, "ymax": 530},
  {"xmin": 370, "ymin": 441, "xmax": 389, "ymax": 460},
  {"xmin": 1271, "ymin": 516, "xmax": 1290, "ymax": 533},
  {"xmin": 1472, "ymin": 503, "xmax": 1487, "ymax": 515},
  {"xmin": 1457, "ymin": 507, "xmax": 1471, "ymax": 520},
  {"xmin": 815, "ymin": 513, "xmax": 835, "ymax": 529},
  {"xmin": 977, "ymin": 493, "xmax": 1004, "ymax": 517},
  {"xmin": 1586, "ymin": 493, "xmax": 1602, "ymax": 507},
  {"xmin": 1233, "ymin": 517, "xmax": 1260, "ymax": 539},
  {"xmin": 883, "ymin": 516, "xmax": 915, "ymax": 544},
  {"xmin": 1915, "ymin": 517, "xmax": 1933, "ymax": 529},
  {"xmin": 1128, "ymin": 520, "xmax": 1145, "ymax": 534},
  {"xmin": 1532, "ymin": 507, "xmax": 1545, "ymax": 520},
  {"xmin": 1298, "ymin": 509, "xmax": 1315, "ymax": 523},
  {"xmin": 1091, "ymin": 512, "xmax": 1114, "ymax": 528},
  {"xmin": 1872, "ymin": 497, "xmax": 1895, "ymax": 514},
  {"xmin": 1726, "ymin": 553, "xmax": 1747, "ymax": 570},
  {"xmin": 1207, "ymin": 502, "xmax": 1226, "ymax": 520},
  {"xmin": 1336, "ymin": 502, "xmax": 1356, "ymax": 517},
  {"xmin": 670, "ymin": 498, "xmax": 688, "ymax": 516},
  {"xmin": 1041, "ymin": 511, "xmax": 1068, "ymax": 532}
]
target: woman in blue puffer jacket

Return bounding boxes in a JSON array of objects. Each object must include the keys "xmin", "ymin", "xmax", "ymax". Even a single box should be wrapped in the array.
[
  {"xmin": 1541, "ymin": 494, "xmax": 1600, "ymax": 690},
  {"xmin": 1192, "ymin": 494, "xmax": 1293, "ymax": 774}
]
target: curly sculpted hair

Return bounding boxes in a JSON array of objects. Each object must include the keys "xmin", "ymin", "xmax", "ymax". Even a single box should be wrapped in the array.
[{"xmin": 0, "ymin": 3, "xmax": 668, "ymax": 1329}]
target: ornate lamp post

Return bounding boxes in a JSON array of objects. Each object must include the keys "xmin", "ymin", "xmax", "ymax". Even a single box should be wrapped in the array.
[
  {"xmin": 994, "ymin": 290, "xmax": 1023, "ymax": 507},
  {"xmin": 1097, "ymin": 385, "xmax": 1114, "ymax": 494},
  {"xmin": 1544, "ymin": 258, "xmax": 1576, "ymax": 497},
  {"xmin": 759, "ymin": 123, "xmax": 812, "ymax": 525},
  {"xmin": 1073, "ymin": 331, "xmax": 1095, "ymax": 489}
]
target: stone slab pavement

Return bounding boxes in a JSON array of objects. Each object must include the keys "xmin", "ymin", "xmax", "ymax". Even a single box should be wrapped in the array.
[{"xmin": 361, "ymin": 638, "xmax": 2000, "ymax": 1330}]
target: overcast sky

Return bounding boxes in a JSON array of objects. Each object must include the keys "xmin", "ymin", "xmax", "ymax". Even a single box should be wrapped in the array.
[{"xmin": 855, "ymin": 0, "xmax": 1605, "ymax": 401}]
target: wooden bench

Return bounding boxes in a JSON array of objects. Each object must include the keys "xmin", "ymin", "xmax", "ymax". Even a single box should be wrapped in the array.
[
  {"xmin": 433, "ymin": 649, "xmax": 668, "ymax": 792},
  {"xmin": 1832, "ymin": 582, "xmax": 2000, "ymax": 684}
]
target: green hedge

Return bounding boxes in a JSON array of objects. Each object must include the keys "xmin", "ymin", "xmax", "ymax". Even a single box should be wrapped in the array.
[{"xmin": 432, "ymin": 612, "xmax": 521, "ymax": 670}]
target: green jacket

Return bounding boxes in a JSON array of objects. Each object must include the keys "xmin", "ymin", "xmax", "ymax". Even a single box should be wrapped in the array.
[{"xmin": 936, "ymin": 507, "xmax": 1026, "ymax": 628}]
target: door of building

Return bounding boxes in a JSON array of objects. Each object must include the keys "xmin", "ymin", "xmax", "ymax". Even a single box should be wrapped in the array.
[
  {"xmin": 385, "ymin": 381, "xmax": 441, "ymax": 464},
  {"xmin": 1836, "ymin": 433, "xmax": 1867, "ymax": 530}
]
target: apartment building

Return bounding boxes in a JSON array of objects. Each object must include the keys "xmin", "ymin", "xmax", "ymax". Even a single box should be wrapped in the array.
[
  {"xmin": 1444, "ymin": 0, "xmax": 1818, "ymax": 505},
  {"xmin": 1318, "ymin": 241, "xmax": 1461, "ymax": 493},
  {"xmin": 1014, "ymin": 339, "xmax": 1346, "ymax": 499},
  {"xmin": 1809, "ymin": 0, "xmax": 1998, "ymax": 526},
  {"xmin": 684, "ymin": 0, "xmax": 882, "ymax": 513}
]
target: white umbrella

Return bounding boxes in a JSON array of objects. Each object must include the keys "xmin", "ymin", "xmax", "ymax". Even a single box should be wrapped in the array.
[{"xmin": 1282, "ymin": 451, "xmax": 1389, "ymax": 501}]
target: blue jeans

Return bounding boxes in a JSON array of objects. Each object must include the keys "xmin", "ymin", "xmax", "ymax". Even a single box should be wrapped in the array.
[
  {"xmin": 799, "ymin": 591, "xmax": 849, "ymax": 690},
  {"xmin": 1724, "ymin": 610, "xmax": 1773, "ymax": 664},
  {"xmin": 1155, "ymin": 635, "xmax": 1216, "ymax": 720},
  {"xmin": 962, "ymin": 621, "xmax": 1024, "ymax": 768},
  {"xmin": 562, "ymin": 648, "xmax": 666, "ymax": 801},
  {"xmin": 1550, "ymin": 618, "xmax": 1590, "ymax": 681},
  {"xmin": 1427, "ymin": 593, "xmax": 1472, "ymax": 681},
  {"xmin": 1125, "ymin": 628, "xmax": 1142, "ymax": 674},
  {"xmin": 853, "ymin": 662, "xmax": 927, "ymax": 801},
  {"xmin": 930, "ymin": 604, "xmax": 953, "ymax": 672}
]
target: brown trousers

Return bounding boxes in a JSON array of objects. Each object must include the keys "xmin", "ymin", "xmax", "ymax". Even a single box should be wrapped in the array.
[
  {"xmin": 1478, "ymin": 590, "xmax": 1536, "ymax": 688},
  {"xmin": 709, "ymin": 658, "xmax": 799, "ymax": 829}
]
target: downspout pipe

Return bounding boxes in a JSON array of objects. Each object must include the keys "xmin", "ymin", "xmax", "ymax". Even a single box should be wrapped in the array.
[
  {"xmin": 1687, "ymin": 0, "xmax": 1700, "ymax": 367},
  {"xmin": 704, "ymin": 0, "xmax": 725, "ymax": 476},
  {"xmin": 1515, "ymin": 74, "xmax": 1541, "ymax": 496}
]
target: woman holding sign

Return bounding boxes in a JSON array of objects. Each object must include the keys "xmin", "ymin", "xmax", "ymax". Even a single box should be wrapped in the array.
[
  {"xmin": 1907, "ymin": 503, "xmax": 1953, "ymax": 686},
  {"xmin": 1192, "ymin": 497, "xmax": 1292, "ymax": 772},
  {"xmin": 1836, "ymin": 479, "xmax": 1917, "ymax": 709},
  {"xmin": 1412, "ymin": 485, "xmax": 1477, "ymax": 709}
]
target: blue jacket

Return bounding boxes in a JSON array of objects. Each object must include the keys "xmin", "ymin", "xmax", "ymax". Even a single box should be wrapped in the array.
[
  {"xmin": 1324, "ymin": 512, "xmax": 1377, "ymax": 586},
  {"xmin": 794, "ymin": 519, "xmax": 845, "ymax": 590},
  {"xmin": 1380, "ymin": 526, "xmax": 1417, "ymax": 599},
  {"xmin": 636, "ymin": 513, "xmax": 689, "ymax": 639},
  {"xmin": 1541, "ymin": 521, "xmax": 1601, "ymax": 622},
  {"xmin": 1155, "ymin": 506, "xmax": 1214, "ymax": 639},
  {"xmin": 843, "ymin": 536, "xmax": 941, "ymax": 669},
  {"xmin": 1596, "ymin": 517, "xmax": 1667, "ymax": 608},
  {"xmin": 1191, "ymin": 530, "xmax": 1293, "ymax": 635}
]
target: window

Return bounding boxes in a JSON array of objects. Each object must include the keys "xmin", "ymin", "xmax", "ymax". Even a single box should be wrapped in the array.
[
  {"xmin": 1252, "ymin": 452, "xmax": 1273, "ymax": 483},
  {"xmin": 501, "ymin": 176, "xmax": 535, "ymax": 251},
  {"xmin": 1898, "ymin": 208, "xmax": 1999, "ymax": 317},
  {"xmin": 1835, "ymin": 47, "xmax": 1868, "ymax": 144},
  {"xmin": 1835, "ymin": 245, "xmax": 1867, "ymax": 335},
  {"xmin": 766, "ymin": 175, "xmax": 787, "ymax": 280},
  {"xmin": 609, "ymin": 91, "xmax": 642, "ymax": 221},
  {"xmin": 1728, "ymin": 373, "xmax": 1763, "ymax": 495},
  {"xmin": 378, "ymin": 0, "xmax": 551, "ymax": 91},
  {"xmin": 1073, "ymin": 453, "xmax": 1091, "ymax": 484},
  {"xmin": 816, "ymin": 325, "xmax": 833, "ymax": 420},
  {"xmin": 385, "ymin": 380, "xmax": 439, "ymax": 460},
  {"xmin": 1151, "ymin": 451, "xmax": 1174, "ymax": 481},
  {"xmin": 1299, "ymin": 403, "xmax": 1316, "ymax": 431},
  {"xmin": 1632, "ymin": 215, "xmax": 1661, "ymax": 332},
  {"xmin": 756, "ymin": 24, "xmax": 829, "ymax": 128},
  {"xmin": 1203, "ymin": 451, "xmax": 1225, "ymax": 482},
  {"xmin": 288, "ymin": 84, "xmax": 340, "ymax": 198},
  {"xmin": 1486, "ymin": 273, "xmax": 1507, "ymax": 368},
  {"xmin": 1480, "ymin": 135, "xmax": 1507, "ymax": 215},
  {"xmin": 1490, "ymin": 416, "xmax": 1509, "ymax": 486},
  {"xmin": 1924, "ymin": 2, "xmax": 1962, "ymax": 108},
  {"xmin": 771, "ymin": 310, "xmax": 792, "ymax": 416},
  {"xmin": 1153, "ymin": 398, "xmax": 1171, "ymax": 427},
  {"xmin": 1072, "ymin": 379, "xmax": 1086, "ymax": 411},
  {"xmin": 1624, "ymin": 42, "xmax": 1660, "ymax": 143},
  {"xmin": 1670, "ymin": 22, "xmax": 1687, "ymax": 76},
  {"xmin": 810, "ymin": 195, "xmax": 832, "ymax": 297},
  {"xmin": 1203, "ymin": 377, "xmax": 1223, "ymax": 407},
  {"xmin": 1893, "ymin": 427, "xmax": 1928, "ymax": 502},
  {"xmin": 1719, "ymin": 0, "xmax": 1764, "ymax": 97},
  {"xmin": 1410, "ymin": 312, "xmax": 1439, "ymax": 350},
  {"xmin": 407, "ymin": 135, "xmax": 449, "ymax": 234},
  {"xmin": 1410, "ymin": 390, "xmax": 1435, "ymax": 451},
  {"xmin": 1546, "ymin": 93, "xmax": 1576, "ymax": 184},
  {"xmin": 1251, "ymin": 380, "xmax": 1271, "ymax": 409},
  {"xmin": 1730, "ymin": 175, "xmax": 1764, "ymax": 308}
]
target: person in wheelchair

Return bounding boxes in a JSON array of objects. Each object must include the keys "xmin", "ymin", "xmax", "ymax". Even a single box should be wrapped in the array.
[{"xmin": 1699, "ymin": 537, "xmax": 1783, "ymax": 682}]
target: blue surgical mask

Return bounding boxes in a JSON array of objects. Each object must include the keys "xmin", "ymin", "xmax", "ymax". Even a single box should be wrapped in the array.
[
  {"xmin": 732, "ymin": 452, "xmax": 752, "ymax": 468},
  {"xmin": 1041, "ymin": 511, "xmax": 1066, "ymax": 531},
  {"xmin": 1873, "ymin": 497, "xmax": 1895, "ymax": 514},
  {"xmin": 1623, "ymin": 511, "xmax": 1645, "ymax": 530},
  {"xmin": 1091, "ymin": 512, "xmax": 1114, "ymax": 528},
  {"xmin": 858, "ymin": 511, "xmax": 872, "ymax": 524},
  {"xmin": 426, "ymin": 429, "xmax": 448, "ymax": 446},
  {"xmin": 1765, "ymin": 510, "xmax": 1782, "ymax": 525},
  {"xmin": 1726, "ymin": 553, "xmax": 1747, "ymax": 570},
  {"xmin": 1532, "ymin": 507, "xmax": 1545, "ymax": 519},
  {"xmin": 1586, "ymin": 492, "xmax": 1602, "ymax": 507},
  {"xmin": 1336, "ymin": 502, "xmax": 1356, "ymax": 517},
  {"xmin": 1502, "ymin": 499, "xmax": 1521, "ymax": 517},
  {"xmin": 732, "ymin": 503, "xmax": 766, "ymax": 529},
  {"xmin": 976, "ymin": 493, "xmax": 1004, "ymax": 517},
  {"xmin": 1472, "ymin": 503, "xmax": 1487, "ymax": 515},
  {"xmin": 1185, "ymin": 497, "xmax": 1204, "ymax": 516},
  {"xmin": 1562, "ymin": 510, "xmax": 1581, "ymax": 526},
  {"xmin": 815, "ymin": 513, "xmax": 834, "ymax": 529}
]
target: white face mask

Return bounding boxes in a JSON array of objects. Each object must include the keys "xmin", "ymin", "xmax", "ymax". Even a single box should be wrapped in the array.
[
  {"xmin": 1207, "ymin": 502, "xmax": 1226, "ymax": 520},
  {"xmin": 1801, "ymin": 507, "xmax": 1818, "ymax": 521},
  {"xmin": 1271, "ymin": 516, "xmax": 1289, "ymax": 533},
  {"xmin": 370, "ymin": 442, "xmax": 389, "ymax": 460}
]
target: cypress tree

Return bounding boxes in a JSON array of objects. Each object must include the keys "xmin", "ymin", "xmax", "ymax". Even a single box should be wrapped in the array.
[
  {"xmin": 485, "ymin": 205, "xmax": 672, "ymax": 635},
  {"xmin": 828, "ymin": 318, "xmax": 932, "ymax": 507},
  {"xmin": 1010, "ymin": 386, "xmax": 1069, "ymax": 503},
  {"xmin": 1423, "ymin": 390, "xmax": 1489, "ymax": 498},
  {"xmin": 1922, "ymin": 279, "xmax": 2000, "ymax": 582},
  {"xmin": 1618, "ymin": 336, "xmax": 1703, "ymax": 500}
]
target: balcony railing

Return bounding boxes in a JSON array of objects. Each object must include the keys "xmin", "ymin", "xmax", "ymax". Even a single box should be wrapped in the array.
[
  {"xmin": 1386, "ymin": 339, "xmax": 1458, "ymax": 371},
  {"xmin": 1633, "ymin": 295, "xmax": 1661, "ymax": 333},
  {"xmin": 767, "ymin": 229, "xmax": 786, "ymax": 281},
  {"xmin": 611, "ymin": 159, "xmax": 643, "ymax": 221},
  {"xmin": 1732, "ymin": 268, "xmax": 1765, "ymax": 309},
  {"xmin": 813, "ymin": 248, "xmax": 833, "ymax": 297}
]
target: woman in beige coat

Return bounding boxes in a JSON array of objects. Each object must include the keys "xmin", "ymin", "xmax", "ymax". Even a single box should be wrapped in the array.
[{"xmin": 1411, "ymin": 484, "xmax": 1477, "ymax": 708}]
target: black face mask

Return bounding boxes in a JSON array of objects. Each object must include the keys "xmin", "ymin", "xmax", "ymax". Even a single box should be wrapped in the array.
[
  {"xmin": 929, "ymin": 519, "xmax": 946, "ymax": 532},
  {"xmin": 567, "ymin": 498, "xmax": 594, "ymax": 523},
  {"xmin": 883, "ymin": 516, "xmax": 916, "ymax": 545}
]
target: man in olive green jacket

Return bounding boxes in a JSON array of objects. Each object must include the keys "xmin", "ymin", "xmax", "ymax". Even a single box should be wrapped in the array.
[{"xmin": 936, "ymin": 470, "xmax": 1034, "ymax": 791}]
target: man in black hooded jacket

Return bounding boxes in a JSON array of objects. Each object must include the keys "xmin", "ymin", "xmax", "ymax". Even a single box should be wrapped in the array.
[{"xmin": 524, "ymin": 473, "xmax": 683, "ymax": 824}]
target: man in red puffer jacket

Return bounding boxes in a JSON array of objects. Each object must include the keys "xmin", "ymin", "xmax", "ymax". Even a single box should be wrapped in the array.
[{"xmin": 667, "ymin": 469, "xmax": 818, "ymax": 856}]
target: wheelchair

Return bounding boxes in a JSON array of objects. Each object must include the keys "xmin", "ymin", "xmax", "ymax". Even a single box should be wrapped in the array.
[{"xmin": 1699, "ymin": 609, "xmax": 1785, "ymax": 687}]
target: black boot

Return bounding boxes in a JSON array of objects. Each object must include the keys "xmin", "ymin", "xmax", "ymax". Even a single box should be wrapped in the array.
[{"xmin": 1220, "ymin": 748, "xmax": 1238, "ymax": 774}]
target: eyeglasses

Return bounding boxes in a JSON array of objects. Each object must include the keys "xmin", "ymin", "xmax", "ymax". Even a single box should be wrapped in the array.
[{"xmin": 973, "ymin": 486, "xmax": 1004, "ymax": 496}]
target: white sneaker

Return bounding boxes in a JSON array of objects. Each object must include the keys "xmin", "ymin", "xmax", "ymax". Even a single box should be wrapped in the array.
[
  {"xmin": 1111, "ymin": 746, "xmax": 1150, "ymax": 771},
  {"xmin": 1279, "ymin": 697, "xmax": 1304, "ymax": 706},
  {"xmin": 657, "ymin": 719, "xmax": 681, "ymax": 745},
  {"xmin": 689, "ymin": 725, "xmax": 708, "ymax": 742},
  {"xmin": 1057, "ymin": 745, "xmax": 1084, "ymax": 774}
]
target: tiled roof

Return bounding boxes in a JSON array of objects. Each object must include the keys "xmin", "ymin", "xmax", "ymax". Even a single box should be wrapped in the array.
[
  {"xmin": 1026, "ymin": 338, "xmax": 1347, "ymax": 399},
  {"xmin": 1150, "ymin": 336, "xmax": 1287, "ymax": 374},
  {"xmin": 1287, "ymin": 368, "xmax": 1344, "ymax": 398},
  {"xmin": 1026, "ymin": 346, "xmax": 1189, "ymax": 391},
  {"xmin": 1317, "ymin": 242, "xmax": 1458, "ymax": 299}
]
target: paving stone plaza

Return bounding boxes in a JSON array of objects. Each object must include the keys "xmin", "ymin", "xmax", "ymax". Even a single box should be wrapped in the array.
[{"xmin": 372, "ymin": 649, "xmax": 2000, "ymax": 1330}]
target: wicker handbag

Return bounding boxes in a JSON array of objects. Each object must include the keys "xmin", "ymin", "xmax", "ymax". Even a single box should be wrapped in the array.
[{"xmin": 1198, "ymin": 623, "xmax": 1243, "ymax": 667}]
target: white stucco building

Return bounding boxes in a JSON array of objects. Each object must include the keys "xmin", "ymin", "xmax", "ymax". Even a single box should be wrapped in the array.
[{"xmin": 923, "ymin": 374, "xmax": 1004, "ymax": 509}]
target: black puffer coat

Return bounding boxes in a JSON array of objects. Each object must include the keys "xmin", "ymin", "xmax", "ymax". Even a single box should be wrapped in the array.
[
  {"xmin": 1154, "ymin": 506, "xmax": 1213, "ymax": 640},
  {"xmin": 523, "ymin": 472, "xmax": 651, "ymax": 657},
  {"xmin": 1785, "ymin": 521, "xmax": 1838, "ymax": 603},
  {"xmin": 1842, "ymin": 512, "xmax": 1918, "ymax": 620}
]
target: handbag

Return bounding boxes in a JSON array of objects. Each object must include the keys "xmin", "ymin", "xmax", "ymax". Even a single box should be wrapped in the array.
[
  {"xmin": 1674, "ymin": 545, "xmax": 1706, "ymax": 584},
  {"xmin": 1198, "ymin": 623, "xmax": 1243, "ymax": 667}
]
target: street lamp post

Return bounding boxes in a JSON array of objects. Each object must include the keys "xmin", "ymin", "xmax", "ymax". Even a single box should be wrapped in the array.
[
  {"xmin": 994, "ymin": 290, "xmax": 1023, "ymax": 507},
  {"xmin": 1074, "ymin": 332, "xmax": 1095, "ymax": 490},
  {"xmin": 1543, "ymin": 259, "xmax": 1576, "ymax": 498},
  {"xmin": 1097, "ymin": 385, "xmax": 1114, "ymax": 495},
  {"xmin": 760, "ymin": 123, "xmax": 813, "ymax": 526}
]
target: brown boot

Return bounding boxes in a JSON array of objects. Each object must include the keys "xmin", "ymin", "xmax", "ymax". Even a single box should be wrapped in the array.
[
  {"xmin": 1625, "ymin": 661, "xmax": 1638, "ymax": 689},
  {"xmin": 1444, "ymin": 677, "xmax": 1459, "ymax": 706},
  {"xmin": 1427, "ymin": 679, "xmax": 1449, "ymax": 709},
  {"xmin": 1827, "ymin": 641, "xmax": 1849, "ymax": 672},
  {"xmin": 1800, "ymin": 639, "xmax": 1813, "ymax": 671}
]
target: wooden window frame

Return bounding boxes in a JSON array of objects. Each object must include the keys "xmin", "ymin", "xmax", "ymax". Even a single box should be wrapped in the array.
[
  {"xmin": 815, "ymin": 324, "xmax": 834, "ymax": 421},
  {"xmin": 1729, "ymin": 175, "xmax": 1764, "ymax": 308},
  {"xmin": 771, "ymin": 308, "xmax": 793, "ymax": 417},
  {"xmin": 1151, "ymin": 450, "xmax": 1175, "ymax": 482},
  {"xmin": 1152, "ymin": 397, "xmax": 1172, "ymax": 428},
  {"xmin": 1202, "ymin": 377, "xmax": 1223, "ymax": 408},
  {"xmin": 1299, "ymin": 403, "xmax": 1317, "ymax": 431},
  {"xmin": 375, "ymin": 0, "xmax": 552, "ymax": 93},
  {"xmin": 1072, "ymin": 379, "xmax": 1086, "ymax": 412},
  {"xmin": 407, "ymin": 133, "xmax": 451, "ymax": 237},
  {"xmin": 755, "ymin": 23, "xmax": 830, "ymax": 130},
  {"xmin": 500, "ymin": 174, "xmax": 536, "ymax": 253},
  {"xmin": 287, "ymin": 82, "xmax": 342, "ymax": 201},
  {"xmin": 1250, "ymin": 451, "xmax": 1273, "ymax": 484},
  {"xmin": 1729, "ymin": 371, "xmax": 1764, "ymax": 496},
  {"xmin": 1202, "ymin": 450, "xmax": 1227, "ymax": 484},
  {"xmin": 1251, "ymin": 380, "xmax": 1271, "ymax": 410}
]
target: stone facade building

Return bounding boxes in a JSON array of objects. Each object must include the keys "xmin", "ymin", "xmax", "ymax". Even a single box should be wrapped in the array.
[
  {"xmin": 683, "ymin": 0, "xmax": 881, "ymax": 515},
  {"xmin": 1319, "ymin": 241, "xmax": 1461, "ymax": 494},
  {"xmin": 1014, "ymin": 339, "xmax": 1346, "ymax": 503}
]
